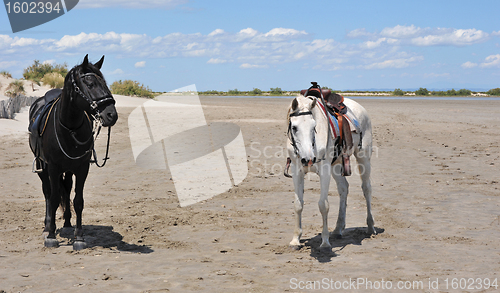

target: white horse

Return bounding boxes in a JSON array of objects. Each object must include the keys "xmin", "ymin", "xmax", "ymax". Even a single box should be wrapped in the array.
[{"xmin": 286, "ymin": 95, "xmax": 375, "ymax": 251}]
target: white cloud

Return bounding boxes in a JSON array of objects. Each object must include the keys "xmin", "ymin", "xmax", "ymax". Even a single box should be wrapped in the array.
[
  {"xmin": 135, "ymin": 61, "xmax": 146, "ymax": 68},
  {"xmin": 424, "ymin": 73, "xmax": 450, "ymax": 78},
  {"xmin": 362, "ymin": 38, "xmax": 399, "ymax": 49},
  {"xmin": 365, "ymin": 56, "xmax": 424, "ymax": 69},
  {"xmin": 208, "ymin": 29, "xmax": 225, "ymax": 37},
  {"xmin": 0, "ymin": 61, "xmax": 17, "ymax": 68},
  {"xmin": 346, "ymin": 28, "xmax": 374, "ymax": 39},
  {"xmin": 480, "ymin": 54, "xmax": 500, "ymax": 68},
  {"xmin": 207, "ymin": 58, "xmax": 227, "ymax": 64},
  {"xmin": 111, "ymin": 69, "xmax": 124, "ymax": 75},
  {"xmin": 240, "ymin": 63, "xmax": 268, "ymax": 69},
  {"xmin": 238, "ymin": 28, "xmax": 258, "ymax": 37},
  {"xmin": 0, "ymin": 24, "xmax": 495, "ymax": 76},
  {"xmin": 461, "ymin": 61, "xmax": 478, "ymax": 69},
  {"xmin": 411, "ymin": 28, "xmax": 489, "ymax": 46},
  {"xmin": 349, "ymin": 25, "xmax": 490, "ymax": 47},
  {"xmin": 381, "ymin": 25, "xmax": 422, "ymax": 39},
  {"xmin": 43, "ymin": 59, "xmax": 56, "ymax": 65}
]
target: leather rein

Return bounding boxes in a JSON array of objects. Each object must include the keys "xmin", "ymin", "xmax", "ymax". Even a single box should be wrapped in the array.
[{"xmin": 54, "ymin": 71, "xmax": 114, "ymax": 167}]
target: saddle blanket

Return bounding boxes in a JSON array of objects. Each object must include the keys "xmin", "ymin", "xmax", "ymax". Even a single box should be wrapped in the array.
[{"xmin": 317, "ymin": 99, "xmax": 360, "ymax": 139}]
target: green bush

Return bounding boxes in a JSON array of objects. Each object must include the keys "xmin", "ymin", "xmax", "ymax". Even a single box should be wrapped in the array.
[
  {"xmin": 0, "ymin": 70, "xmax": 12, "ymax": 78},
  {"xmin": 270, "ymin": 87, "xmax": 283, "ymax": 95},
  {"xmin": 5, "ymin": 80, "xmax": 26, "ymax": 98},
  {"xmin": 486, "ymin": 88, "xmax": 500, "ymax": 96},
  {"xmin": 23, "ymin": 60, "xmax": 68, "ymax": 84},
  {"xmin": 415, "ymin": 87, "xmax": 429, "ymax": 96},
  {"xmin": 251, "ymin": 88, "xmax": 262, "ymax": 95},
  {"xmin": 41, "ymin": 72, "xmax": 65, "ymax": 89},
  {"xmin": 110, "ymin": 80, "xmax": 154, "ymax": 99},
  {"xmin": 228, "ymin": 89, "xmax": 240, "ymax": 95},
  {"xmin": 393, "ymin": 88, "xmax": 405, "ymax": 96},
  {"xmin": 456, "ymin": 89, "xmax": 472, "ymax": 96},
  {"xmin": 201, "ymin": 90, "xmax": 221, "ymax": 95}
]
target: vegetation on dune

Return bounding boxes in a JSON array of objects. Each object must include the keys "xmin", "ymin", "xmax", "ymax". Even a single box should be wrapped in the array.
[
  {"xmin": 0, "ymin": 71, "xmax": 12, "ymax": 78},
  {"xmin": 110, "ymin": 80, "xmax": 155, "ymax": 99},
  {"xmin": 23, "ymin": 60, "xmax": 68, "ymax": 85},
  {"xmin": 41, "ymin": 72, "xmax": 65, "ymax": 89},
  {"xmin": 5, "ymin": 80, "xmax": 26, "ymax": 98}
]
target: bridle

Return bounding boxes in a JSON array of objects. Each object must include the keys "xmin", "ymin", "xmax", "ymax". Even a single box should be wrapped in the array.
[
  {"xmin": 70, "ymin": 71, "xmax": 115, "ymax": 121},
  {"xmin": 54, "ymin": 70, "xmax": 115, "ymax": 167},
  {"xmin": 287, "ymin": 110, "xmax": 315, "ymax": 156}
]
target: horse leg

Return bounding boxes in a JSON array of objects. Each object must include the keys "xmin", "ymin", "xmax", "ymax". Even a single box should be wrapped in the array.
[
  {"xmin": 332, "ymin": 163, "xmax": 348, "ymax": 239},
  {"xmin": 355, "ymin": 154, "xmax": 376, "ymax": 235},
  {"xmin": 38, "ymin": 169, "xmax": 52, "ymax": 238},
  {"xmin": 61, "ymin": 172, "xmax": 73, "ymax": 228},
  {"xmin": 318, "ymin": 161, "xmax": 331, "ymax": 250},
  {"xmin": 44, "ymin": 165, "xmax": 62, "ymax": 247},
  {"xmin": 289, "ymin": 165, "xmax": 304, "ymax": 249},
  {"xmin": 73, "ymin": 164, "xmax": 89, "ymax": 250}
]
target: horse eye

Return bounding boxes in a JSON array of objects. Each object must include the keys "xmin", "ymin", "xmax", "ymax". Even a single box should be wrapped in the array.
[{"xmin": 291, "ymin": 126, "xmax": 297, "ymax": 132}]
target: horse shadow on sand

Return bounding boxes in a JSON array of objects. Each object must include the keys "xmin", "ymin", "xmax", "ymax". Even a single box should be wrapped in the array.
[
  {"xmin": 57, "ymin": 225, "xmax": 154, "ymax": 253},
  {"xmin": 301, "ymin": 227, "xmax": 385, "ymax": 263}
]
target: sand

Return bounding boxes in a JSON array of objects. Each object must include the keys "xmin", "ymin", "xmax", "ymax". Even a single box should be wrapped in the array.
[{"xmin": 0, "ymin": 96, "xmax": 499, "ymax": 292}]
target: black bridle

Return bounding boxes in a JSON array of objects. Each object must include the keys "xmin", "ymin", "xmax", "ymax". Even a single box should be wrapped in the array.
[
  {"xmin": 70, "ymin": 72, "xmax": 115, "ymax": 119},
  {"xmin": 54, "ymin": 70, "xmax": 114, "ymax": 167},
  {"xmin": 288, "ymin": 110, "xmax": 315, "ymax": 155}
]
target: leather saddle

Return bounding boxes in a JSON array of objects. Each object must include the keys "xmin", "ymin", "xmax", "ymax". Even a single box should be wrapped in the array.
[
  {"xmin": 301, "ymin": 82, "xmax": 352, "ymax": 176},
  {"xmin": 28, "ymin": 89, "xmax": 61, "ymax": 171}
]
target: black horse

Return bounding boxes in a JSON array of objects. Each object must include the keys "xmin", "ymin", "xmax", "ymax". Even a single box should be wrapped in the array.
[{"xmin": 28, "ymin": 55, "xmax": 118, "ymax": 250}]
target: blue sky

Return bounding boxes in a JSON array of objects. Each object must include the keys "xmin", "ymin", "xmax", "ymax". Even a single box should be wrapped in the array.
[{"xmin": 1, "ymin": 0, "xmax": 499, "ymax": 92}]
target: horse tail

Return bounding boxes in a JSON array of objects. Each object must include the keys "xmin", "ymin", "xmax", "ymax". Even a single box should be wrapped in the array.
[{"xmin": 60, "ymin": 172, "xmax": 73, "ymax": 213}]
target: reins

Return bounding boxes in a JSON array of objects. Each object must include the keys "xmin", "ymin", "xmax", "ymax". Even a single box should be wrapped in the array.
[
  {"xmin": 287, "ymin": 110, "xmax": 314, "ymax": 156},
  {"xmin": 90, "ymin": 123, "xmax": 111, "ymax": 168},
  {"xmin": 49, "ymin": 70, "xmax": 114, "ymax": 167}
]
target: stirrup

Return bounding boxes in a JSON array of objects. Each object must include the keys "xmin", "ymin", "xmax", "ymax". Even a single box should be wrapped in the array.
[
  {"xmin": 32, "ymin": 157, "xmax": 43, "ymax": 173},
  {"xmin": 342, "ymin": 153, "xmax": 351, "ymax": 176},
  {"xmin": 284, "ymin": 157, "xmax": 292, "ymax": 178}
]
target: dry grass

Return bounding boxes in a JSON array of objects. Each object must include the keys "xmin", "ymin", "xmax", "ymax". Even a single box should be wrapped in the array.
[{"xmin": 41, "ymin": 72, "xmax": 64, "ymax": 89}]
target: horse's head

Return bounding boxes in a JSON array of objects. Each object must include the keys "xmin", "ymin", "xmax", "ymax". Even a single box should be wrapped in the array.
[
  {"xmin": 288, "ymin": 95, "xmax": 317, "ymax": 167},
  {"xmin": 65, "ymin": 54, "xmax": 118, "ymax": 127}
]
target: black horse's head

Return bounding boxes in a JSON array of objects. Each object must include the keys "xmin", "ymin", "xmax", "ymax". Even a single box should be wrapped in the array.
[{"xmin": 65, "ymin": 54, "xmax": 118, "ymax": 127}]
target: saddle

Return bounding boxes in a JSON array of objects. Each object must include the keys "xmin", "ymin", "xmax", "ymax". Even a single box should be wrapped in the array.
[
  {"xmin": 28, "ymin": 89, "xmax": 61, "ymax": 172},
  {"xmin": 299, "ymin": 82, "xmax": 353, "ymax": 176}
]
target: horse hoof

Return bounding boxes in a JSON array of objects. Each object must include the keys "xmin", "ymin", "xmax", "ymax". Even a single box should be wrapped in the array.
[
  {"xmin": 73, "ymin": 241, "xmax": 87, "ymax": 251},
  {"xmin": 44, "ymin": 238, "xmax": 59, "ymax": 248},
  {"xmin": 289, "ymin": 245, "xmax": 301, "ymax": 251},
  {"xmin": 319, "ymin": 246, "xmax": 332, "ymax": 253},
  {"xmin": 332, "ymin": 234, "xmax": 342, "ymax": 240}
]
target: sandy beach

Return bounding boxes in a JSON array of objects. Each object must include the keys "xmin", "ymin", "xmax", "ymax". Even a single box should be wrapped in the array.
[{"xmin": 0, "ymin": 95, "xmax": 499, "ymax": 292}]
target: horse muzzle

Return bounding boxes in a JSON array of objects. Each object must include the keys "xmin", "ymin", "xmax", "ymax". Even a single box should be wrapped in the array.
[
  {"xmin": 98, "ymin": 104, "xmax": 118, "ymax": 127},
  {"xmin": 301, "ymin": 157, "xmax": 316, "ymax": 167}
]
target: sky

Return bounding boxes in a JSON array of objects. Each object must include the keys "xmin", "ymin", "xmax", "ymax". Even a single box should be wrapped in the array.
[{"xmin": 1, "ymin": 0, "xmax": 499, "ymax": 92}]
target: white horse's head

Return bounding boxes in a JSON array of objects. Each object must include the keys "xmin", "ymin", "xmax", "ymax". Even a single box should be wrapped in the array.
[{"xmin": 288, "ymin": 95, "xmax": 318, "ymax": 167}]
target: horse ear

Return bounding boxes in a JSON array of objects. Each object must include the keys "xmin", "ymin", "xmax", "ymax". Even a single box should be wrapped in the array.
[
  {"xmin": 82, "ymin": 54, "xmax": 89, "ymax": 67},
  {"xmin": 311, "ymin": 97, "xmax": 317, "ymax": 109},
  {"xmin": 292, "ymin": 98, "xmax": 298, "ymax": 111},
  {"xmin": 95, "ymin": 56, "xmax": 105, "ymax": 69}
]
